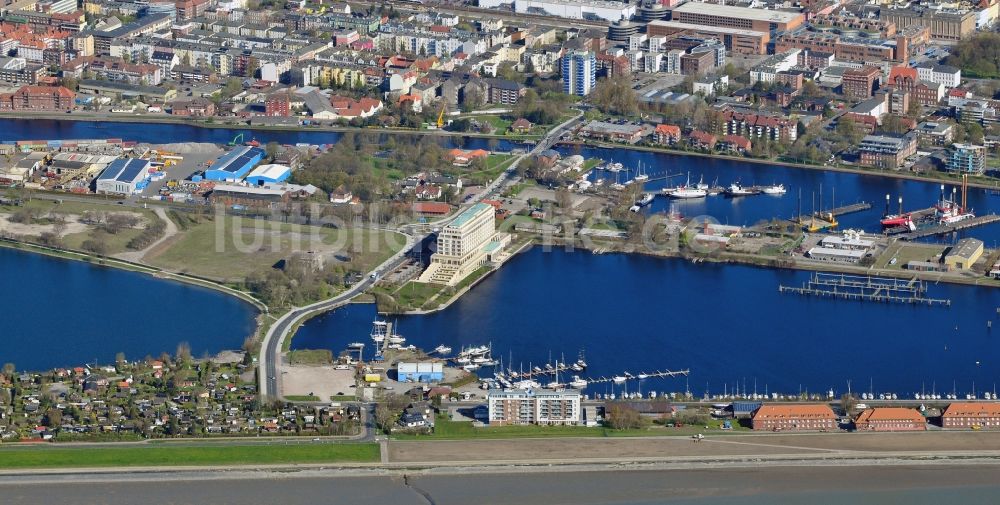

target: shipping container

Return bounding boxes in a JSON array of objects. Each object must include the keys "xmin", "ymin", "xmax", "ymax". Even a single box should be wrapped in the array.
[{"xmin": 364, "ymin": 374, "xmax": 381, "ymax": 383}]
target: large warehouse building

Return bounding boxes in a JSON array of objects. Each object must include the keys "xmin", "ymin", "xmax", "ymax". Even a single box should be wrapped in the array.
[
  {"xmin": 646, "ymin": 20, "xmax": 770, "ymax": 55},
  {"xmin": 95, "ymin": 158, "xmax": 151, "ymax": 195},
  {"xmin": 245, "ymin": 163, "xmax": 291, "ymax": 186},
  {"xmin": 477, "ymin": 0, "xmax": 635, "ymax": 22},
  {"xmin": 205, "ymin": 146, "xmax": 265, "ymax": 181},
  {"xmin": 670, "ymin": 3, "xmax": 805, "ymax": 33}
]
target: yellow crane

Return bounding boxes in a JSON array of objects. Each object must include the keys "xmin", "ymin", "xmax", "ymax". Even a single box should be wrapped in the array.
[{"xmin": 437, "ymin": 104, "xmax": 446, "ymax": 128}]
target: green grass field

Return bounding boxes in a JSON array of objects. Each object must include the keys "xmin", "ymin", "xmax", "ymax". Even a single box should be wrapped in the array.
[
  {"xmin": 61, "ymin": 227, "xmax": 147, "ymax": 254},
  {"xmin": 393, "ymin": 415, "xmax": 747, "ymax": 441},
  {"xmin": 287, "ymin": 349, "xmax": 333, "ymax": 365},
  {"xmin": 147, "ymin": 216, "xmax": 406, "ymax": 281},
  {"xmin": 0, "ymin": 442, "xmax": 380, "ymax": 469},
  {"xmin": 393, "ymin": 281, "xmax": 445, "ymax": 310},
  {"xmin": 284, "ymin": 395, "xmax": 321, "ymax": 402},
  {"xmin": 875, "ymin": 242, "xmax": 947, "ymax": 270}
]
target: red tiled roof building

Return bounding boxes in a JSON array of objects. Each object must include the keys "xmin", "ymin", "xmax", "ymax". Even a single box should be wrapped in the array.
[
  {"xmin": 751, "ymin": 404, "xmax": 837, "ymax": 431},
  {"xmin": 0, "ymin": 85, "xmax": 74, "ymax": 111},
  {"xmin": 854, "ymin": 407, "xmax": 926, "ymax": 432},
  {"xmin": 942, "ymin": 402, "xmax": 1000, "ymax": 429}
]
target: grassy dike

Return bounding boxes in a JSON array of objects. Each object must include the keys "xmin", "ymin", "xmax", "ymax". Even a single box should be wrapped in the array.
[{"xmin": 0, "ymin": 443, "xmax": 380, "ymax": 469}]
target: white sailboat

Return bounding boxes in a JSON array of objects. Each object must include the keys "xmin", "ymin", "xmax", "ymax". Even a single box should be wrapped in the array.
[
  {"xmin": 370, "ymin": 320, "xmax": 387, "ymax": 343},
  {"xmin": 633, "ymin": 161, "xmax": 649, "ymax": 182}
]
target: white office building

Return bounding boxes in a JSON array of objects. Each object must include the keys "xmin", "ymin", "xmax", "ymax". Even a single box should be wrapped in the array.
[{"xmin": 916, "ymin": 63, "xmax": 961, "ymax": 89}]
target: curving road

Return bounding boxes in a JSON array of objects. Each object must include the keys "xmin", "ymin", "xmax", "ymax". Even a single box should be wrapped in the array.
[
  {"xmin": 258, "ymin": 230, "xmax": 417, "ymax": 400},
  {"xmin": 258, "ymin": 111, "xmax": 583, "ymax": 401}
]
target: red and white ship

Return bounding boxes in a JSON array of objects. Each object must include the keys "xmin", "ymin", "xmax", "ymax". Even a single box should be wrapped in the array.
[
  {"xmin": 880, "ymin": 195, "xmax": 915, "ymax": 231},
  {"xmin": 936, "ymin": 179, "xmax": 975, "ymax": 225}
]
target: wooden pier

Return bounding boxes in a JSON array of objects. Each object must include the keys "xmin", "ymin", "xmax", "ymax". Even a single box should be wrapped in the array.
[{"xmin": 779, "ymin": 273, "xmax": 951, "ymax": 306}]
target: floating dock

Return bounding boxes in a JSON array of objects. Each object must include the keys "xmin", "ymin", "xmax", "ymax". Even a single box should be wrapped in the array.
[
  {"xmin": 585, "ymin": 369, "xmax": 690, "ymax": 384},
  {"xmin": 779, "ymin": 273, "xmax": 951, "ymax": 306},
  {"xmin": 895, "ymin": 214, "xmax": 1000, "ymax": 240},
  {"xmin": 825, "ymin": 202, "xmax": 871, "ymax": 217},
  {"xmin": 503, "ymin": 362, "xmax": 583, "ymax": 380},
  {"xmin": 796, "ymin": 202, "xmax": 871, "ymax": 231}
]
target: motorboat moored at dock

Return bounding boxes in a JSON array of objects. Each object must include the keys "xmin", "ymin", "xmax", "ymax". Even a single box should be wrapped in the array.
[
  {"xmin": 762, "ymin": 184, "xmax": 786, "ymax": 195},
  {"xmin": 725, "ymin": 182, "xmax": 757, "ymax": 197}
]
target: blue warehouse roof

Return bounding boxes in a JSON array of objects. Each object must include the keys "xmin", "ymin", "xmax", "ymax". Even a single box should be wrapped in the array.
[
  {"xmin": 98, "ymin": 158, "xmax": 150, "ymax": 183},
  {"xmin": 205, "ymin": 146, "xmax": 265, "ymax": 181},
  {"xmin": 213, "ymin": 146, "xmax": 266, "ymax": 173}
]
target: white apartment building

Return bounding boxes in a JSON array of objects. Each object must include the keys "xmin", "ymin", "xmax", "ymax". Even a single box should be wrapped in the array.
[
  {"xmin": 628, "ymin": 34, "xmax": 647, "ymax": 52},
  {"xmin": 487, "ymin": 390, "xmax": 582, "ymax": 426}
]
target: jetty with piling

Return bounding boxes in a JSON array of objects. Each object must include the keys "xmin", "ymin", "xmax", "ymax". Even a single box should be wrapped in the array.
[{"xmin": 779, "ymin": 273, "xmax": 951, "ymax": 306}]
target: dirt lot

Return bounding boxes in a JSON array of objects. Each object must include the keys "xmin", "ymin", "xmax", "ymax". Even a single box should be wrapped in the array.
[
  {"xmin": 280, "ymin": 362, "xmax": 356, "ymax": 400},
  {"xmin": 518, "ymin": 187, "xmax": 590, "ymax": 210},
  {"xmin": 389, "ymin": 436, "xmax": 819, "ymax": 463},
  {"xmin": 0, "ymin": 213, "xmax": 89, "ymax": 237},
  {"xmin": 388, "ymin": 430, "xmax": 1000, "ymax": 463}
]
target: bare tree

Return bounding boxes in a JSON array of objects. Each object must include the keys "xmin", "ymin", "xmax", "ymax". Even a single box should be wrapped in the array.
[
  {"xmin": 176, "ymin": 342, "xmax": 192, "ymax": 363},
  {"xmin": 605, "ymin": 402, "xmax": 645, "ymax": 430},
  {"xmin": 374, "ymin": 393, "xmax": 409, "ymax": 434},
  {"xmin": 840, "ymin": 393, "xmax": 858, "ymax": 417}
]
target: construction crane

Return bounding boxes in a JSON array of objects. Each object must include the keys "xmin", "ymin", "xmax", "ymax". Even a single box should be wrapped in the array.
[
  {"xmin": 436, "ymin": 104, "xmax": 446, "ymax": 128},
  {"xmin": 228, "ymin": 133, "xmax": 244, "ymax": 146}
]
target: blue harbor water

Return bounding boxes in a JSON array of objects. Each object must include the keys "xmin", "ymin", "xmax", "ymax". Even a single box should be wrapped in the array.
[
  {"xmin": 0, "ymin": 247, "xmax": 257, "ymax": 371},
  {"xmin": 566, "ymin": 145, "xmax": 1000, "ymax": 245},
  {"xmin": 295, "ymin": 247, "xmax": 1000, "ymax": 398},
  {"xmin": 5, "ymin": 118, "xmax": 1000, "ymax": 389}
]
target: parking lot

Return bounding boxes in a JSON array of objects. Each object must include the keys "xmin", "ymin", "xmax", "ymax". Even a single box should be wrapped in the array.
[{"xmin": 140, "ymin": 143, "xmax": 224, "ymax": 197}]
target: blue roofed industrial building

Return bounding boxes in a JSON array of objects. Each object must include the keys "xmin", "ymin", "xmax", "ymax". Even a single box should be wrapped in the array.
[
  {"xmin": 95, "ymin": 158, "xmax": 151, "ymax": 195},
  {"xmin": 244, "ymin": 163, "xmax": 291, "ymax": 186},
  {"xmin": 204, "ymin": 146, "xmax": 265, "ymax": 181}
]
